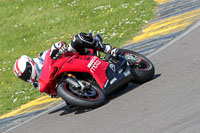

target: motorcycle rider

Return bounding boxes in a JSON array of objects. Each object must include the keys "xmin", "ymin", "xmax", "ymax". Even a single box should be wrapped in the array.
[{"xmin": 13, "ymin": 33, "xmax": 118, "ymax": 97}]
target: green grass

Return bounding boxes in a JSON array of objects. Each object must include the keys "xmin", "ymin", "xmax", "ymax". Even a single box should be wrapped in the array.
[{"xmin": 0, "ymin": 0, "xmax": 156, "ymax": 115}]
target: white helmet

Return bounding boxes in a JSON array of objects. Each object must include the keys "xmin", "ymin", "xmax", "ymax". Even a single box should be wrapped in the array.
[{"xmin": 13, "ymin": 55, "xmax": 37, "ymax": 83}]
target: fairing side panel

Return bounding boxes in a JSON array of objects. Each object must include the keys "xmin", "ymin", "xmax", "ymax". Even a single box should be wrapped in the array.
[{"xmin": 55, "ymin": 55, "xmax": 109, "ymax": 89}]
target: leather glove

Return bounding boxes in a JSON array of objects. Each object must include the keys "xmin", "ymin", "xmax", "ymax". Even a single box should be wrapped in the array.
[
  {"xmin": 110, "ymin": 48, "xmax": 118, "ymax": 57},
  {"xmin": 104, "ymin": 45, "xmax": 119, "ymax": 57},
  {"xmin": 50, "ymin": 41, "xmax": 68, "ymax": 59}
]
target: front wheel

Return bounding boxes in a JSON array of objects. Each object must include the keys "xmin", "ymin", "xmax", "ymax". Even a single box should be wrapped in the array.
[
  {"xmin": 118, "ymin": 49, "xmax": 155, "ymax": 84},
  {"xmin": 57, "ymin": 80, "xmax": 105, "ymax": 109}
]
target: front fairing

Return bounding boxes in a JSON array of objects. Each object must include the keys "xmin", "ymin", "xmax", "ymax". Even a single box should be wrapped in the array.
[
  {"xmin": 38, "ymin": 50, "xmax": 109, "ymax": 93},
  {"xmin": 38, "ymin": 50, "xmax": 55, "ymax": 93}
]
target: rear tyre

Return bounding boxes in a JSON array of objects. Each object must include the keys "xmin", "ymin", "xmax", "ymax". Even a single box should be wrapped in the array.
[
  {"xmin": 118, "ymin": 49, "xmax": 155, "ymax": 84},
  {"xmin": 57, "ymin": 80, "xmax": 105, "ymax": 109}
]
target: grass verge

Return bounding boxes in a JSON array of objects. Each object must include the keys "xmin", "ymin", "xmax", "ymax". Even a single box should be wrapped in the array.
[{"xmin": 0, "ymin": 0, "xmax": 156, "ymax": 115}]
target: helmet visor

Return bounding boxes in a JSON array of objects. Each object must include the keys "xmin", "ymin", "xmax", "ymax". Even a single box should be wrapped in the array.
[{"xmin": 18, "ymin": 62, "xmax": 32, "ymax": 82}]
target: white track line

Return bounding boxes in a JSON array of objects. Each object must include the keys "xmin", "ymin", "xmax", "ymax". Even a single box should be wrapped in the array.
[
  {"xmin": 147, "ymin": 19, "xmax": 200, "ymax": 58},
  {"xmin": 4, "ymin": 102, "xmax": 65, "ymax": 133}
]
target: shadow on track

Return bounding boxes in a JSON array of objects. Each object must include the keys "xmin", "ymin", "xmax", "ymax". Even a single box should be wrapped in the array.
[
  {"xmin": 48, "ymin": 105, "xmax": 93, "ymax": 116},
  {"xmin": 48, "ymin": 74, "xmax": 161, "ymax": 116}
]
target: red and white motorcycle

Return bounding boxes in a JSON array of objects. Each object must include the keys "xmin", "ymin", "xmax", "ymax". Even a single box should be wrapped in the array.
[{"xmin": 38, "ymin": 47, "xmax": 155, "ymax": 108}]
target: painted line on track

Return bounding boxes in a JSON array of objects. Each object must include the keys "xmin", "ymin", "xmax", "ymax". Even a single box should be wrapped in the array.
[
  {"xmin": 155, "ymin": 0, "xmax": 173, "ymax": 4},
  {"xmin": 148, "ymin": 19, "xmax": 200, "ymax": 58},
  {"xmin": 3, "ymin": 102, "xmax": 65, "ymax": 133},
  {"xmin": 122, "ymin": 0, "xmax": 200, "ymax": 56},
  {"xmin": 0, "ymin": 96, "xmax": 61, "ymax": 119},
  {"xmin": 130, "ymin": 8, "xmax": 200, "ymax": 43}
]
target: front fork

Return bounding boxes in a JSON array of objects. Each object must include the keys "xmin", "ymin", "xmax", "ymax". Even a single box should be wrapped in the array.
[{"xmin": 64, "ymin": 73, "xmax": 89, "ymax": 91}]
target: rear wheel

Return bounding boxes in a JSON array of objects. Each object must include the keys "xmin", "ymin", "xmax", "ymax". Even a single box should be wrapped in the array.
[
  {"xmin": 57, "ymin": 80, "xmax": 105, "ymax": 109},
  {"xmin": 118, "ymin": 49, "xmax": 155, "ymax": 84}
]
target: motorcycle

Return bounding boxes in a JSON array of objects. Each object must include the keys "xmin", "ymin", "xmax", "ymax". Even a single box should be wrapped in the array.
[{"xmin": 38, "ymin": 45, "xmax": 155, "ymax": 109}]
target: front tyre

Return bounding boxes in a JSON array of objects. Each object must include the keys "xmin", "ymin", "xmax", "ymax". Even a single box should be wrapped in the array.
[
  {"xmin": 118, "ymin": 49, "xmax": 155, "ymax": 84},
  {"xmin": 57, "ymin": 80, "xmax": 105, "ymax": 109}
]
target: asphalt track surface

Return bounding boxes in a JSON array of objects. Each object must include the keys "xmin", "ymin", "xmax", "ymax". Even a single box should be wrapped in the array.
[{"xmin": 5, "ymin": 21, "xmax": 200, "ymax": 133}]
